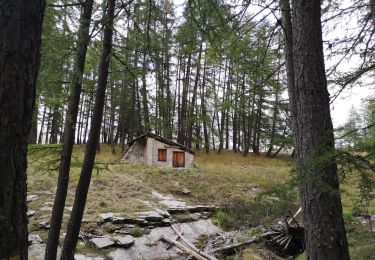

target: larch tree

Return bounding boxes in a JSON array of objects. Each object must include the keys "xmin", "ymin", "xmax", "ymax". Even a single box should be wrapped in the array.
[
  {"xmin": 283, "ymin": 0, "xmax": 350, "ymax": 258},
  {"xmin": 60, "ymin": 0, "xmax": 116, "ymax": 257},
  {"xmin": 0, "ymin": 0, "xmax": 45, "ymax": 258},
  {"xmin": 45, "ymin": 0, "xmax": 95, "ymax": 258}
]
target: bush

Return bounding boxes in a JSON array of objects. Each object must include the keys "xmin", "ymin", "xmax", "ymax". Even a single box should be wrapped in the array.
[{"xmin": 130, "ymin": 226, "xmax": 144, "ymax": 237}]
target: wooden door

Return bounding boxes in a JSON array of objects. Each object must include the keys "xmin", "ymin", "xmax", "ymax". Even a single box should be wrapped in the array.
[{"xmin": 173, "ymin": 151, "xmax": 185, "ymax": 167}]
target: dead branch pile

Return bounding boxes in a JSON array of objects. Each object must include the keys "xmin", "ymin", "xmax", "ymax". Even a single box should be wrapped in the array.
[
  {"xmin": 161, "ymin": 208, "xmax": 305, "ymax": 259},
  {"xmin": 263, "ymin": 219, "xmax": 305, "ymax": 257}
]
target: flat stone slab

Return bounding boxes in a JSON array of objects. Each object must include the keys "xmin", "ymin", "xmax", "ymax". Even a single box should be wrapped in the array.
[
  {"xmin": 29, "ymin": 244, "xmax": 61, "ymax": 259},
  {"xmin": 28, "ymin": 234, "xmax": 42, "ymax": 245},
  {"xmin": 153, "ymin": 208, "xmax": 170, "ymax": 218},
  {"xmin": 151, "ymin": 190, "xmax": 186, "ymax": 208},
  {"xmin": 111, "ymin": 216, "xmax": 127, "ymax": 224},
  {"xmin": 74, "ymin": 254, "xmax": 106, "ymax": 260},
  {"xmin": 108, "ymin": 219, "xmax": 220, "ymax": 260},
  {"xmin": 167, "ymin": 205, "xmax": 216, "ymax": 214},
  {"xmin": 115, "ymin": 235, "xmax": 135, "ymax": 248},
  {"xmin": 89, "ymin": 237, "xmax": 115, "ymax": 249},
  {"xmin": 137, "ymin": 211, "xmax": 164, "ymax": 222},
  {"xmin": 99, "ymin": 212, "xmax": 114, "ymax": 222}
]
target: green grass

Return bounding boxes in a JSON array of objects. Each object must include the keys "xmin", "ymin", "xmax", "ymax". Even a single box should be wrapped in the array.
[
  {"xmin": 129, "ymin": 226, "xmax": 145, "ymax": 237},
  {"xmin": 26, "ymin": 144, "xmax": 375, "ymax": 259}
]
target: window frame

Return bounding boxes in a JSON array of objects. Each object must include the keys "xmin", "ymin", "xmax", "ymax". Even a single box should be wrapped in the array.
[{"xmin": 157, "ymin": 148, "xmax": 167, "ymax": 161}]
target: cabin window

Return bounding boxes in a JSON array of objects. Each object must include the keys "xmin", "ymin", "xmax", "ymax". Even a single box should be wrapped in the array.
[{"xmin": 158, "ymin": 149, "xmax": 167, "ymax": 161}]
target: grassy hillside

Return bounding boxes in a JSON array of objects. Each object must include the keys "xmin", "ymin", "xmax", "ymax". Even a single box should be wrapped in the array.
[{"xmin": 27, "ymin": 144, "xmax": 375, "ymax": 258}]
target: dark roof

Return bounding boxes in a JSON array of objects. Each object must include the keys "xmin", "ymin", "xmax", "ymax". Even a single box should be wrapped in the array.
[{"xmin": 128, "ymin": 132, "xmax": 195, "ymax": 155}]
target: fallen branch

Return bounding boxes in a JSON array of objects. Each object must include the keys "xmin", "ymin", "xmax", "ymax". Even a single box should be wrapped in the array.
[
  {"xmin": 171, "ymin": 224, "xmax": 217, "ymax": 260},
  {"xmin": 166, "ymin": 226, "xmax": 184, "ymax": 250},
  {"xmin": 206, "ymin": 236, "xmax": 261, "ymax": 255},
  {"xmin": 288, "ymin": 207, "xmax": 302, "ymax": 225},
  {"xmin": 160, "ymin": 235, "xmax": 207, "ymax": 260}
]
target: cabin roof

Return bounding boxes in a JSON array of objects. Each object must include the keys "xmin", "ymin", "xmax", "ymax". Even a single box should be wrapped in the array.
[{"xmin": 128, "ymin": 132, "xmax": 195, "ymax": 155}]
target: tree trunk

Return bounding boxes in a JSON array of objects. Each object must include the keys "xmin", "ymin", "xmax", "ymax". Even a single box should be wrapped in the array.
[
  {"xmin": 218, "ymin": 61, "xmax": 229, "ymax": 154},
  {"xmin": 370, "ymin": 0, "xmax": 375, "ymax": 26},
  {"xmin": 287, "ymin": 0, "xmax": 350, "ymax": 258},
  {"xmin": 187, "ymin": 42, "xmax": 203, "ymax": 148},
  {"xmin": 178, "ymin": 54, "xmax": 191, "ymax": 145},
  {"xmin": 0, "ymin": 0, "xmax": 44, "ymax": 258},
  {"xmin": 84, "ymin": 89, "xmax": 93, "ymax": 144},
  {"xmin": 50, "ymin": 104, "xmax": 61, "ymax": 143},
  {"xmin": 44, "ymin": 107, "xmax": 51, "ymax": 144},
  {"xmin": 266, "ymin": 94, "xmax": 279, "ymax": 157},
  {"xmin": 141, "ymin": 52, "xmax": 150, "ymax": 131},
  {"xmin": 45, "ymin": 1, "xmax": 94, "ymax": 259},
  {"xmin": 76, "ymin": 95, "xmax": 85, "ymax": 144},
  {"xmin": 109, "ymin": 79, "xmax": 116, "ymax": 154},
  {"xmin": 38, "ymin": 105, "xmax": 47, "ymax": 144},
  {"xmin": 270, "ymin": 145, "xmax": 284, "ymax": 158},
  {"xmin": 201, "ymin": 57, "xmax": 209, "ymax": 154},
  {"xmin": 29, "ymin": 103, "xmax": 39, "ymax": 144},
  {"xmin": 60, "ymin": 0, "xmax": 115, "ymax": 257}
]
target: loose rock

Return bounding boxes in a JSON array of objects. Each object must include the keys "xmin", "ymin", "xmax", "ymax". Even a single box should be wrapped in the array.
[
  {"xmin": 161, "ymin": 218, "xmax": 172, "ymax": 226},
  {"xmin": 115, "ymin": 235, "xmax": 135, "ymax": 248},
  {"xmin": 28, "ymin": 234, "xmax": 43, "ymax": 245},
  {"xmin": 89, "ymin": 237, "xmax": 115, "ymax": 249},
  {"xmin": 27, "ymin": 210, "xmax": 36, "ymax": 218},
  {"xmin": 37, "ymin": 221, "xmax": 50, "ymax": 230},
  {"xmin": 99, "ymin": 212, "xmax": 114, "ymax": 222},
  {"xmin": 181, "ymin": 188, "xmax": 191, "ymax": 195}
]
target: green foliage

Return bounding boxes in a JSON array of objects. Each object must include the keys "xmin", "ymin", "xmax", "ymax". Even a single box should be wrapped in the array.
[
  {"xmin": 28, "ymin": 144, "xmax": 113, "ymax": 175},
  {"xmin": 99, "ymin": 199, "xmax": 108, "ymax": 208},
  {"xmin": 213, "ymin": 183, "xmax": 298, "ymax": 230},
  {"xmin": 337, "ymin": 151, "xmax": 375, "ymax": 216},
  {"xmin": 129, "ymin": 226, "xmax": 144, "ymax": 237}
]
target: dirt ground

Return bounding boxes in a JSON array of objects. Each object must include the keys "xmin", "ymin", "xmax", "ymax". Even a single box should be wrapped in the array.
[{"xmin": 27, "ymin": 145, "xmax": 375, "ymax": 259}]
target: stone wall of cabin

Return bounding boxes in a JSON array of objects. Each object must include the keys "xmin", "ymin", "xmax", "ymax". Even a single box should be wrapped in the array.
[
  {"xmin": 147, "ymin": 138, "xmax": 194, "ymax": 168},
  {"xmin": 122, "ymin": 139, "xmax": 147, "ymax": 163}
]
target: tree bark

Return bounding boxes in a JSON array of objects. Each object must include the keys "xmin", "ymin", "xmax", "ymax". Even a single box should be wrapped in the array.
[
  {"xmin": 45, "ymin": 0, "xmax": 94, "ymax": 259},
  {"xmin": 38, "ymin": 105, "xmax": 47, "ymax": 144},
  {"xmin": 201, "ymin": 57, "xmax": 210, "ymax": 154},
  {"xmin": 60, "ymin": 0, "xmax": 115, "ymax": 257},
  {"xmin": 178, "ymin": 54, "xmax": 191, "ymax": 145},
  {"xmin": 187, "ymin": 42, "xmax": 203, "ymax": 148},
  {"xmin": 50, "ymin": 103, "xmax": 61, "ymax": 143},
  {"xmin": 0, "ymin": 0, "xmax": 44, "ymax": 258},
  {"xmin": 44, "ymin": 107, "xmax": 51, "ymax": 144},
  {"xmin": 141, "ymin": 52, "xmax": 150, "ymax": 131},
  {"xmin": 266, "ymin": 93, "xmax": 279, "ymax": 157},
  {"xmin": 370, "ymin": 0, "xmax": 375, "ymax": 26},
  {"xmin": 287, "ymin": 1, "xmax": 350, "ymax": 259},
  {"xmin": 29, "ymin": 103, "xmax": 39, "ymax": 144}
]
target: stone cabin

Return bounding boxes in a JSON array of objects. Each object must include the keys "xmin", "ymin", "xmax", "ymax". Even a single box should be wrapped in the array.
[{"xmin": 121, "ymin": 132, "xmax": 195, "ymax": 168}]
